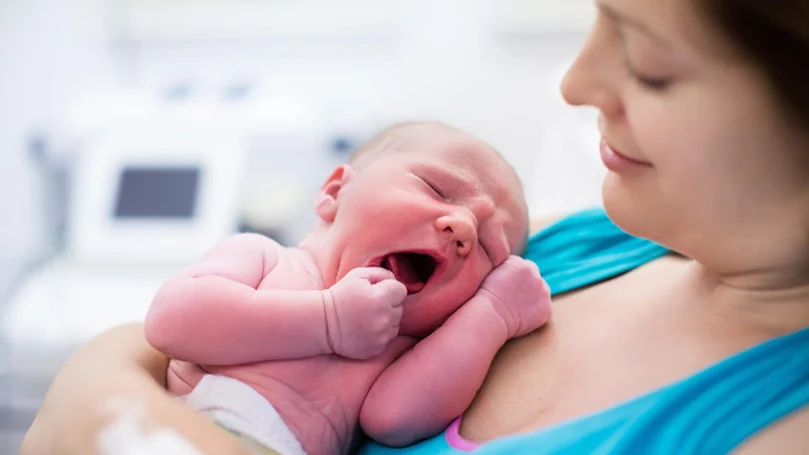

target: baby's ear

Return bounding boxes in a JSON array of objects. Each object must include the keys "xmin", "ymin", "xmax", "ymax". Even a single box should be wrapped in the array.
[{"xmin": 315, "ymin": 164, "xmax": 355, "ymax": 222}]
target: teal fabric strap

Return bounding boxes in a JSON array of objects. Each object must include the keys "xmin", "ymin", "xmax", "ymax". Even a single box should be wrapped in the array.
[
  {"xmin": 523, "ymin": 208, "xmax": 668, "ymax": 295},
  {"xmin": 475, "ymin": 326, "xmax": 809, "ymax": 455}
]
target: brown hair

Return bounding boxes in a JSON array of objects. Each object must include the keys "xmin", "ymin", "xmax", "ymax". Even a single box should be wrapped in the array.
[{"xmin": 695, "ymin": 1, "xmax": 809, "ymax": 128}]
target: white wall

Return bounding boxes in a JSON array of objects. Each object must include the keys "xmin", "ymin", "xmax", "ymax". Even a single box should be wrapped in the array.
[
  {"xmin": 123, "ymin": 0, "xmax": 603, "ymax": 220},
  {"xmin": 0, "ymin": 0, "xmax": 116, "ymax": 290},
  {"xmin": 0, "ymin": 0, "xmax": 603, "ymax": 282}
]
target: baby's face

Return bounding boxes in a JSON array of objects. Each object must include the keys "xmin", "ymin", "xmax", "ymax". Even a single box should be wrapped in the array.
[{"xmin": 330, "ymin": 126, "xmax": 528, "ymax": 337}]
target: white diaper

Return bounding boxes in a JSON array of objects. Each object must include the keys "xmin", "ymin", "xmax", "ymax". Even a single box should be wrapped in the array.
[{"xmin": 184, "ymin": 375, "xmax": 307, "ymax": 455}]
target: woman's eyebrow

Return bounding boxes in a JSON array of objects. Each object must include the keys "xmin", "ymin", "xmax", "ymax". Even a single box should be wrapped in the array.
[{"xmin": 597, "ymin": 1, "xmax": 672, "ymax": 49}]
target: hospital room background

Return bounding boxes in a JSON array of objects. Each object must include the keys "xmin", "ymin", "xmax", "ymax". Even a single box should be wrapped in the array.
[{"xmin": 0, "ymin": 0, "xmax": 603, "ymax": 451}]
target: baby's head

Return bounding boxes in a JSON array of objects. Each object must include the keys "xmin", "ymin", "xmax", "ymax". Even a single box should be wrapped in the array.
[{"xmin": 314, "ymin": 121, "xmax": 528, "ymax": 337}]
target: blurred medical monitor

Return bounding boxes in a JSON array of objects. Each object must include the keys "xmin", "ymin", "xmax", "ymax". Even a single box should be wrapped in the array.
[
  {"xmin": 114, "ymin": 167, "xmax": 200, "ymax": 219},
  {"xmin": 68, "ymin": 129, "xmax": 243, "ymax": 263}
]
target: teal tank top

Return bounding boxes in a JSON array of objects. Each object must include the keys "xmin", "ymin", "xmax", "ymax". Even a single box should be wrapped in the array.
[{"xmin": 358, "ymin": 209, "xmax": 809, "ymax": 454}]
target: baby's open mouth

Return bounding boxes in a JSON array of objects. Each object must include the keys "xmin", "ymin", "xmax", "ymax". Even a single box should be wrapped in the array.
[{"xmin": 381, "ymin": 253, "xmax": 437, "ymax": 294}]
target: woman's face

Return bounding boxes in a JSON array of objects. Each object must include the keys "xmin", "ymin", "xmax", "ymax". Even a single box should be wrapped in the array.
[{"xmin": 562, "ymin": 0, "xmax": 809, "ymax": 275}]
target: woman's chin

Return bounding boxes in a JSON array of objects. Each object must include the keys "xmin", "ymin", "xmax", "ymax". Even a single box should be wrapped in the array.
[{"xmin": 601, "ymin": 173, "xmax": 658, "ymax": 242}]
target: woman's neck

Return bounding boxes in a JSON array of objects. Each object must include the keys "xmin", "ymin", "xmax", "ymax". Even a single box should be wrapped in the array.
[{"xmin": 682, "ymin": 259, "xmax": 809, "ymax": 335}]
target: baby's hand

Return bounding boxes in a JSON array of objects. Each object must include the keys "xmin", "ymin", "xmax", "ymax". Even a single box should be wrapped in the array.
[
  {"xmin": 322, "ymin": 267, "xmax": 407, "ymax": 359},
  {"xmin": 476, "ymin": 256, "xmax": 552, "ymax": 338}
]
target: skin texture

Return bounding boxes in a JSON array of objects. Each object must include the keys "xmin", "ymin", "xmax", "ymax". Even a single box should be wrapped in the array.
[
  {"xmin": 572, "ymin": 0, "xmax": 809, "ymax": 284},
  {"xmin": 142, "ymin": 124, "xmax": 550, "ymax": 455},
  {"xmin": 22, "ymin": 0, "xmax": 809, "ymax": 453},
  {"xmin": 306, "ymin": 123, "xmax": 530, "ymax": 337},
  {"xmin": 460, "ymin": 0, "xmax": 809, "ymax": 451}
]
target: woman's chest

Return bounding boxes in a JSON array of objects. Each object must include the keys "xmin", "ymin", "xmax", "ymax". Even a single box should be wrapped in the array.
[{"xmin": 460, "ymin": 258, "xmax": 760, "ymax": 442}]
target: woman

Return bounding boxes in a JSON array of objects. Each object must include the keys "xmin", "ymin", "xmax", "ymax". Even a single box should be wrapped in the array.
[{"xmin": 23, "ymin": 0, "xmax": 809, "ymax": 453}]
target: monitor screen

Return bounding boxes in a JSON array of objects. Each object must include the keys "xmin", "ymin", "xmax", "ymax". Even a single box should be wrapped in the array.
[{"xmin": 113, "ymin": 167, "xmax": 200, "ymax": 219}]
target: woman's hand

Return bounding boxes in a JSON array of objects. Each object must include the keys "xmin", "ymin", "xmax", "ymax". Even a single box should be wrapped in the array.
[{"xmin": 22, "ymin": 323, "xmax": 252, "ymax": 455}]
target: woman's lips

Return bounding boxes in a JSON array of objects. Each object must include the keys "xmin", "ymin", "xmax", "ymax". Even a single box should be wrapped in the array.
[{"xmin": 599, "ymin": 139, "xmax": 652, "ymax": 172}]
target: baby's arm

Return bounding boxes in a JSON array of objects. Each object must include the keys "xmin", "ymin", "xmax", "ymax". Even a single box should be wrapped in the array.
[
  {"xmin": 146, "ymin": 233, "xmax": 407, "ymax": 365},
  {"xmin": 360, "ymin": 256, "xmax": 552, "ymax": 447},
  {"xmin": 145, "ymin": 233, "xmax": 333, "ymax": 364}
]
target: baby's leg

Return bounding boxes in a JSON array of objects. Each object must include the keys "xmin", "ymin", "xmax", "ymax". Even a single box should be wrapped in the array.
[{"xmin": 166, "ymin": 360, "xmax": 205, "ymax": 396}]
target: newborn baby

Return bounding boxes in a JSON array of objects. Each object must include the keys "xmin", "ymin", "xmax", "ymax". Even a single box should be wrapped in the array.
[{"xmin": 145, "ymin": 122, "xmax": 552, "ymax": 455}]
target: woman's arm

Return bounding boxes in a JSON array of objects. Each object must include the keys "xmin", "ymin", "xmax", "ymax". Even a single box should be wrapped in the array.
[{"xmin": 22, "ymin": 323, "xmax": 252, "ymax": 455}]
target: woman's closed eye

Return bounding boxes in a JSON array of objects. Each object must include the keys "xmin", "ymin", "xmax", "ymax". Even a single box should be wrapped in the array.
[
  {"xmin": 624, "ymin": 59, "xmax": 672, "ymax": 91},
  {"xmin": 613, "ymin": 18, "xmax": 676, "ymax": 92}
]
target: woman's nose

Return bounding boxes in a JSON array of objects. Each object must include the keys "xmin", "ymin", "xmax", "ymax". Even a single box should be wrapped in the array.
[
  {"xmin": 436, "ymin": 213, "xmax": 478, "ymax": 257},
  {"xmin": 560, "ymin": 20, "xmax": 623, "ymax": 119}
]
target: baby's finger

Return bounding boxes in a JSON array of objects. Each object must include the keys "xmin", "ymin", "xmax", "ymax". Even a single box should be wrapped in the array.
[
  {"xmin": 372, "ymin": 278, "xmax": 408, "ymax": 305},
  {"xmin": 350, "ymin": 267, "xmax": 397, "ymax": 284},
  {"xmin": 391, "ymin": 300, "xmax": 404, "ymax": 321},
  {"xmin": 541, "ymin": 276, "xmax": 551, "ymax": 294},
  {"xmin": 496, "ymin": 255, "xmax": 523, "ymax": 271},
  {"xmin": 525, "ymin": 259, "xmax": 541, "ymax": 275}
]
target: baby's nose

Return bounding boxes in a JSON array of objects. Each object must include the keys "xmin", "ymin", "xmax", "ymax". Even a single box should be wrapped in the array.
[{"xmin": 436, "ymin": 213, "xmax": 477, "ymax": 257}]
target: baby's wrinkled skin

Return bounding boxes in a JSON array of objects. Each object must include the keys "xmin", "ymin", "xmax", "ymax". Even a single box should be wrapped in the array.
[{"xmin": 145, "ymin": 123, "xmax": 552, "ymax": 455}]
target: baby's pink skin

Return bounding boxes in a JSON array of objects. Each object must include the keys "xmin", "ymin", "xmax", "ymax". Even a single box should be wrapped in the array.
[
  {"xmin": 145, "ymin": 125, "xmax": 551, "ymax": 454},
  {"xmin": 147, "ymin": 237, "xmax": 550, "ymax": 455}
]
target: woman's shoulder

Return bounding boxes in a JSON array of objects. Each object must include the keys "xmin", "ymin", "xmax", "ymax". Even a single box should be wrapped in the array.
[
  {"xmin": 527, "ymin": 208, "xmax": 640, "ymax": 247},
  {"xmin": 529, "ymin": 213, "xmax": 564, "ymax": 235}
]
